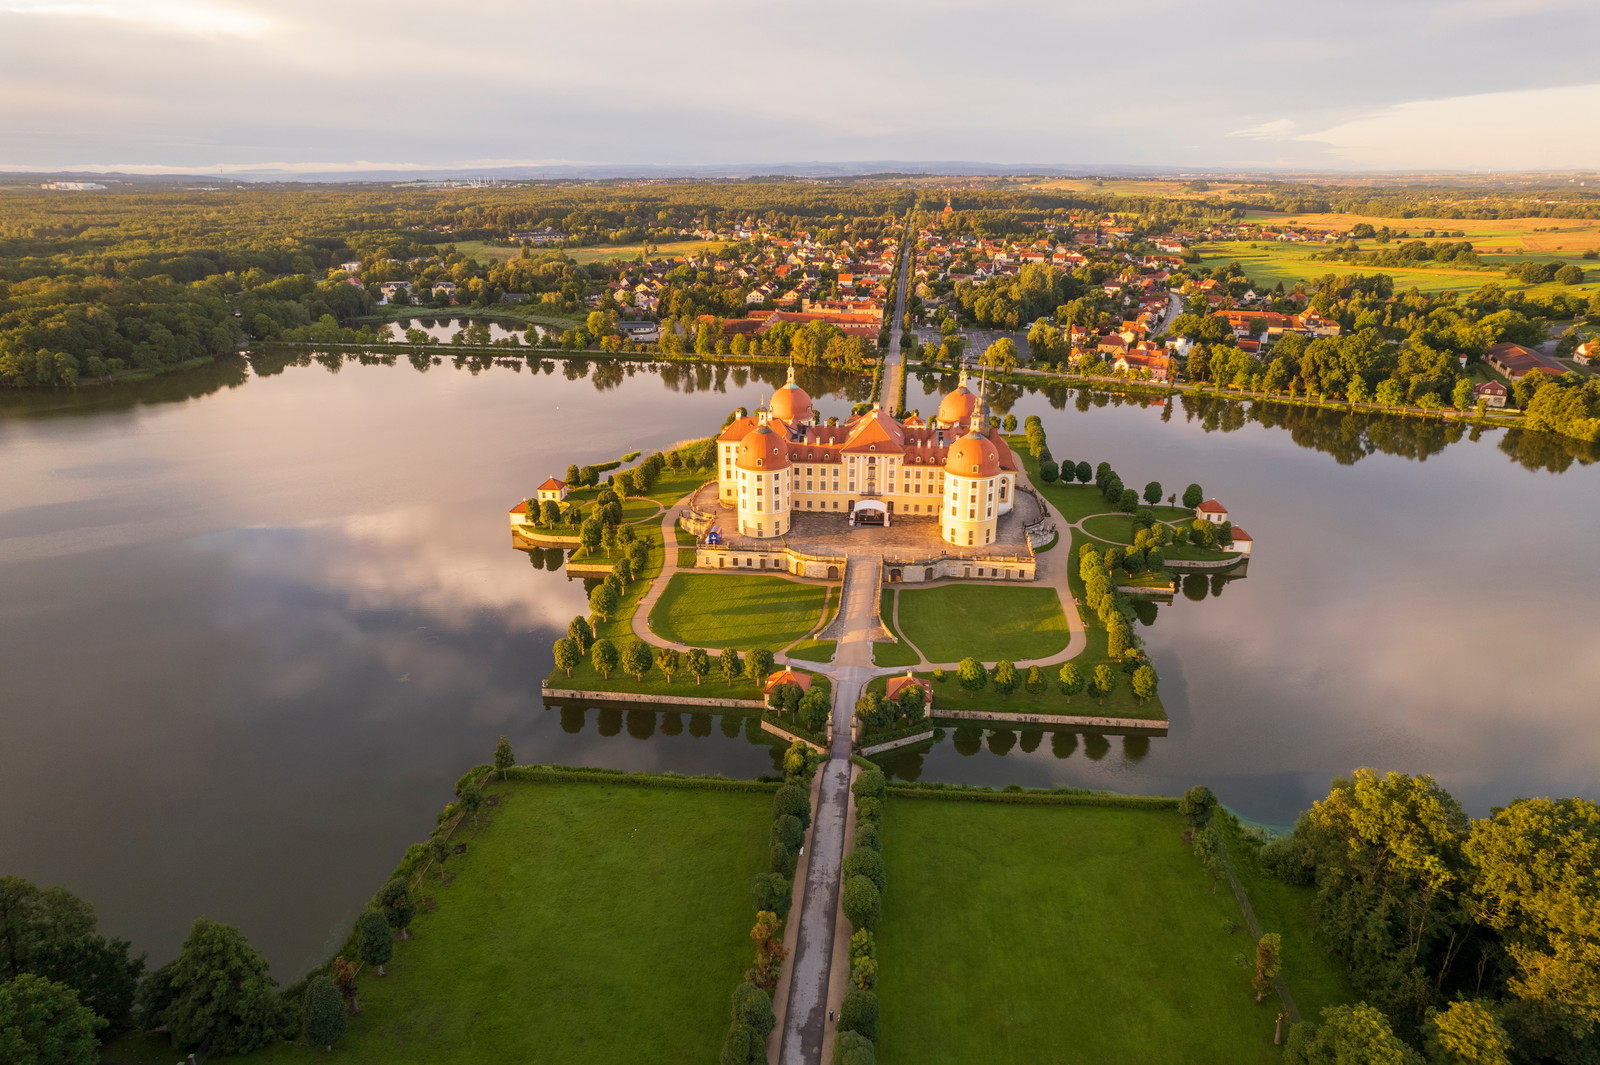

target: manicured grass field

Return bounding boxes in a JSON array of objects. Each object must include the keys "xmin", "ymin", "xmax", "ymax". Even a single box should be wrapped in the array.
[
  {"xmin": 1080, "ymin": 513, "xmax": 1141, "ymax": 543},
  {"xmin": 895, "ymin": 584, "xmax": 1069, "ymax": 663},
  {"xmin": 872, "ymin": 640, "xmax": 921, "ymax": 668},
  {"xmin": 787, "ymin": 638, "xmax": 836, "ymax": 664},
  {"xmin": 649, "ymin": 573, "xmax": 828, "ymax": 650},
  {"xmin": 876, "ymin": 800, "xmax": 1284, "ymax": 1065},
  {"xmin": 245, "ymin": 780, "xmax": 772, "ymax": 1065}
]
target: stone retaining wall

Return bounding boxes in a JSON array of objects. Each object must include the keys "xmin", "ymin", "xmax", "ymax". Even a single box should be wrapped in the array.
[
  {"xmin": 935, "ymin": 708, "xmax": 1168, "ymax": 731},
  {"xmin": 514, "ymin": 527, "xmax": 582, "ymax": 547},
  {"xmin": 760, "ymin": 719, "xmax": 827, "ymax": 753},
  {"xmin": 858, "ymin": 729, "xmax": 935, "ymax": 756},
  {"xmin": 541, "ymin": 687, "xmax": 765, "ymax": 710},
  {"xmin": 1165, "ymin": 556, "xmax": 1247, "ymax": 572}
]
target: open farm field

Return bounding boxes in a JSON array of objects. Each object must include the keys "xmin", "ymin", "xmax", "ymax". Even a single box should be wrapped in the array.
[
  {"xmin": 1193, "ymin": 241, "xmax": 1599, "ymax": 295},
  {"xmin": 1236, "ymin": 212, "xmax": 1600, "ymax": 254}
]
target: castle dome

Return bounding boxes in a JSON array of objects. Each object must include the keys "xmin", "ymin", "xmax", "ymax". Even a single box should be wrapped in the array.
[
  {"xmin": 945, "ymin": 428, "xmax": 1000, "ymax": 478},
  {"xmin": 736, "ymin": 423, "xmax": 791, "ymax": 472},
  {"xmin": 936, "ymin": 369, "xmax": 978, "ymax": 426},
  {"xmin": 770, "ymin": 364, "xmax": 813, "ymax": 423}
]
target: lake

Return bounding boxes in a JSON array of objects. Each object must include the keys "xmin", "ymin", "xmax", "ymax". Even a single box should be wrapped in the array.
[{"xmin": 2, "ymin": 349, "xmax": 1597, "ymax": 977}]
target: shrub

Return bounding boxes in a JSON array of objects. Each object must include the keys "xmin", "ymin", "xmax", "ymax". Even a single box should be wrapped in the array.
[
  {"xmin": 730, "ymin": 982, "xmax": 776, "ymax": 1037},
  {"xmin": 720, "ymin": 1022, "xmax": 757, "ymax": 1065},
  {"xmin": 852, "ymin": 769, "xmax": 887, "ymax": 801},
  {"xmin": 773, "ymin": 783, "xmax": 811, "ymax": 828},
  {"xmin": 833, "ymin": 1029, "xmax": 876, "ymax": 1065},
  {"xmin": 842, "ymin": 876, "xmax": 881, "ymax": 930},
  {"xmin": 1179, "ymin": 785, "xmax": 1217, "ymax": 828},
  {"xmin": 772, "ymin": 814, "xmax": 806, "ymax": 854},
  {"xmin": 855, "ymin": 796, "xmax": 882, "ymax": 824},
  {"xmin": 769, "ymin": 839, "xmax": 795, "ymax": 877},
  {"xmin": 752, "ymin": 872, "xmax": 792, "ymax": 918},
  {"xmin": 854, "ymin": 822, "xmax": 881, "ymax": 852},
  {"xmin": 1259, "ymin": 834, "xmax": 1314, "ymax": 885},
  {"xmin": 838, "ymin": 988, "xmax": 880, "ymax": 1041},
  {"xmin": 842, "ymin": 848, "xmax": 887, "ymax": 895}
]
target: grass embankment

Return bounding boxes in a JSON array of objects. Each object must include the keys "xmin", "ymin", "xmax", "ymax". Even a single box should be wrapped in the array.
[
  {"xmin": 872, "ymin": 589, "xmax": 921, "ymax": 668},
  {"xmin": 877, "ymin": 800, "xmax": 1285, "ymax": 1065},
  {"xmin": 895, "ymin": 584, "xmax": 1069, "ymax": 663},
  {"xmin": 1079, "ymin": 513, "xmax": 1236, "ymax": 564},
  {"xmin": 246, "ymin": 779, "xmax": 771, "ymax": 1065},
  {"xmin": 1219, "ymin": 817, "xmax": 1357, "ymax": 1019},
  {"xmin": 649, "ymin": 573, "xmax": 828, "ymax": 651}
]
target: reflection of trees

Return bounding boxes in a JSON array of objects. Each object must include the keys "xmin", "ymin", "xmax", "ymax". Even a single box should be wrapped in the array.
[
  {"xmin": 687, "ymin": 712, "xmax": 712, "ymax": 737},
  {"xmin": 1177, "ymin": 393, "xmax": 1485, "ymax": 467},
  {"xmin": 1018, "ymin": 729, "xmax": 1042, "ymax": 753},
  {"xmin": 719, "ymin": 714, "xmax": 740, "ymax": 738},
  {"xmin": 1082, "ymin": 733, "xmax": 1111, "ymax": 760},
  {"xmin": 1500, "ymin": 427, "xmax": 1600, "ymax": 473},
  {"xmin": 626, "ymin": 709, "xmax": 656, "ymax": 739},
  {"xmin": 952, "ymin": 725, "xmax": 983, "ymax": 756},
  {"xmin": 0, "ymin": 353, "xmax": 252, "ymax": 420},
  {"xmin": 591, "ymin": 361, "xmax": 625, "ymax": 392},
  {"xmin": 1122, "ymin": 735, "xmax": 1151, "ymax": 763},
  {"xmin": 986, "ymin": 729, "xmax": 1017, "ymax": 756},
  {"xmin": 1131, "ymin": 600, "xmax": 1159, "ymax": 626},
  {"xmin": 559, "ymin": 706, "xmax": 585, "ymax": 734},
  {"xmin": 596, "ymin": 708, "xmax": 623, "ymax": 736},
  {"xmin": 1051, "ymin": 731, "xmax": 1078, "ymax": 759},
  {"xmin": 660, "ymin": 711, "xmax": 683, "ymax": 736},
  {"xmin": 1182, "ymin": 574, "xmax": 1209, "ymax": 601}
]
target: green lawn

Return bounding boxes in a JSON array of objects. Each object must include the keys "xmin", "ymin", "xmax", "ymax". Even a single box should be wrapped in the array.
[
  {"xmin": 787, "ymin": 639, "xmax": 836, "ymax": 664},
  {"xmin": 649, "ymin": 573, "xmax": 828, "ymax": 650},
  {"xmin": 1080, "ymin": 513, "xmax": 1140, "ymax": 543},
  {"xmin": 588, "ymin": 527, "xmax": 663, "ymax": 643},
  {"xmin": 548, "ymin": 654, "xmax": 766, "ymax": 701},
  {"xmin": 877, "ymin": 800, "xmax": 1284, "ymax": 1065},
  {"xmin": 872, "ymin": 641, "xmax": 922, "ymax": 668},
  {"xmin": 896, "ymin": 584, "xmax": 1069, "ymax": 663},
  {"xmin": 243, "ymin": 780, "xmax": 771, "ymax": 1065}
]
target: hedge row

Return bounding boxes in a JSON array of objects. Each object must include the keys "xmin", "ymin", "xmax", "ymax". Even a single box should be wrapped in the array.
[
  {"xmin": 721, "ymin": 743, "xmax": 822, "ymax": 1065},
  {"xmin": 832, "ymin": 768, "xmax": 888, "ymax": 1065},
  {"xmin": 885, "ymin": 780, "xmax": 1178, "ymax": 809},
  {"xmin": 502, "ymin": 763, "xmax": 782, "ymax": 794}
]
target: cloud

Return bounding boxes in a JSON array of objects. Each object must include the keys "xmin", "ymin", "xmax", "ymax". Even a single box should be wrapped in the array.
[
  {"xmin": 1291, "ymin": 83, "xmax": 1600, "ymax": 170},
  {"xmin": 1229, "ymin": 119, "xmax": 1299, "ymax": 140},
  {"xmin": 0, "ymin": 0, "xmax": 274, "ymax": 36}
]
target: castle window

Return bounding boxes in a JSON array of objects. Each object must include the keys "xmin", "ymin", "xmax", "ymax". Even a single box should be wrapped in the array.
[{"xmin": 967, "ymin": 531, "xmax": 974, "ymax": 545}]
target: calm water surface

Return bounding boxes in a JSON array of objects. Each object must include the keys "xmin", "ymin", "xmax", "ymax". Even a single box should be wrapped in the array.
[{"xmin": 2, "ymin": 351, "xmax": 1596, "ymax": 976}]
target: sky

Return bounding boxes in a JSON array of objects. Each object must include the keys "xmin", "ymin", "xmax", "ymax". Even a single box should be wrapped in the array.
[{"xmin": 3, "ymin": 0, "xmax": 1599, "ymax": 175}]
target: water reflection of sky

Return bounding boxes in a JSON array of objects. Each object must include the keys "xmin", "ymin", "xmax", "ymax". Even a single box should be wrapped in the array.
[{"xmin": 1, "ymin": 357, "xmax": 1597, "ymax": 974}]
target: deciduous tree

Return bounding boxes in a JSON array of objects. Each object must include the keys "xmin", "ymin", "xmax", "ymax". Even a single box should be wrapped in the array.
[
  {"xmin": 356, "ymin": 913, "xmax": 392, "ymax": 977},
  {"xmin": 159, "ymin": 919, "xmax": 288, "ymax": 1054},
  {"xmin": 0, "ymin": 974, "xmax": 101, "ymax": 1065},
  {"xmin": 553, "ymin": 637, "xmax": 581, "ymax": 677},
  {"xmin": 590, "ymin": 638, "xmax": 619, "ymax": 679},
  {"xmin": 300, "ymin": 974, "xmax": 346, "ymax": 1050}
]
